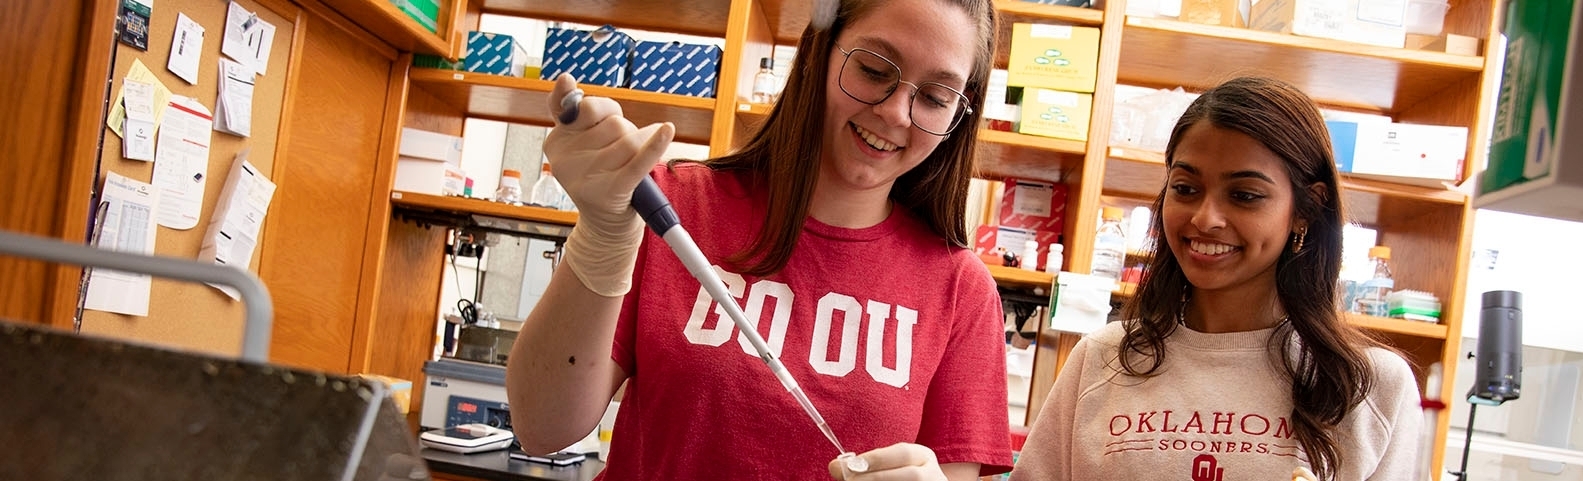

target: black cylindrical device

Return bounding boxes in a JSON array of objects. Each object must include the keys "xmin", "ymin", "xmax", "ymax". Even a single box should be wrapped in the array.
[{"xmin": 1468, "ymin": 290, "xmax": 1522, "ymax": 405}]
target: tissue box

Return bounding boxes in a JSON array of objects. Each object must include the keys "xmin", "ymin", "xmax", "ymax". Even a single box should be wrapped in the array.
[
  {"xmin": 541, "ymin": 25, "xmax": 634, "ymax": 87},
  {"xmin": 1017, "ymin": 88, "xmax": 1092, "ymax": 141},
  {"xmin": 629, "ymin": 41, "xmax": 722, "ymax": 98},
  {"xmin": 1327, "ymin": 120, "xmax": 1466, "ymax": 186},
  {"xmin": 465, "ymin": 32, "xmax": 530, "ymax": 76},
  {"xmin": 391, "ymin": 0, "xmax": 439, "ymax": 33},
  {"xmin": 1006, "ymin": 23, "xmax": 1100, "ymax": 92},
  {"xmin": 1251, "ymin": 0, "xmax": 1408, "ymax": 48}
]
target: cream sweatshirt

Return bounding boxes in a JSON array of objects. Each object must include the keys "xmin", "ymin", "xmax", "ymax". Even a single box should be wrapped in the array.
[{"xmin": 1011, "ymin": 321, "xmax": 1423, "ymax": 481}]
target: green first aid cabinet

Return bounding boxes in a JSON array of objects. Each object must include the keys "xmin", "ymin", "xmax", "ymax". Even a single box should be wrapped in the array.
[{"xmin": 1476, "ymin": 0, "xmax": 1583, "ymax": 222}]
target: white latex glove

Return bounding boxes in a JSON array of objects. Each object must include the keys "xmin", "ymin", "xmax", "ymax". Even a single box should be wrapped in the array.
[
  {"xmin": 828, "ymin": 443, "xmax": 947, "ymax": 481},
  {"xmin": 545, "ymin": 73, "xmax": 675, "ymax": 297}
]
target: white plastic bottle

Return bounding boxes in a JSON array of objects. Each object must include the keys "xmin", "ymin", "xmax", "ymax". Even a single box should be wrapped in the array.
[
  {"xmin": 1045, "ymin": 243, "xmax": 1064, "ymax": 275},
  {"xmin": 1020, "ymin": 240, "xmax": 1040, "ymax": 272},
  {"xmin": 752, "ymin": 57, "xmax": 776, "ymax": 104},
  {"xmin": 528, "ymin": 162, "xmax": 567, "ymax": 210},
  {"xmin": 495, "ymin": 169, "xmax": 523, "ymax": 205},
  {"xmin": 1091, "ymin": 207, "xmax": 1126, "ymax": 280},
  {"xmin": 1354, "ymin": 246, "xmax": 1395, "ymax": 317}
]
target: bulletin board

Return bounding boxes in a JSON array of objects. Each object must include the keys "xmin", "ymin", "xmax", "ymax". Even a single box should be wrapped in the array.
[{"xmin": 81, "ymin": 0, "xmax": 298, "ymax": 357}]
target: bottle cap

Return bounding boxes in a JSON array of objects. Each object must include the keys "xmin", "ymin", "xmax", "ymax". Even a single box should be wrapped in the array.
[
  {"xmin": 502, "ymin": 169, "xmax": 521, "ymax": 179},
  {"xmin": 1102, "ymin": 206, "xmax": 1124, "ymax": 221},
  {"xmin": 760, "ymin": 57, "xmax": 773, "ymax": 69},
  {"xmin": 1051, "ymin": 243, "xmax": 1063, "ymax": 253},
  {"xmin": 540, "ymin": 161, "xmax": 553, "ymax": 173},
  {"xmin": 1368, "ymin": 246, "xmax": 1390, "ymax": 260}
]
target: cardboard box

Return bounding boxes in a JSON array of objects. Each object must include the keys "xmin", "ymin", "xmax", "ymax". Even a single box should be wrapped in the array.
[
  {"xmin": 629, "ymin": 41, "xmax": 723, "ymax": 98},
  {"xmin": 1006, "ymin": 23, "xmax": 1100, "ymax": 92},
  {"xmin": 465, "ymin": 32, "xmax": 531, "ymax": 76},
  {"xmin": 1327, "ymin": 120, "xmax": 1466, "ymax": 186},
  {"xmin": 1475, "ymin": 0, "xmax": 1583, "ymax": 222},
  {"xmin": 541, "ymin": 26, "xmax": 635, "ymax": 87},
  {"xmin": 1180, "ymin": 0, "xmax": 1250, "ymax": 27},
  {"xmin": 1017, "ymin": 88, "xmax": 1092, "ymax": 141},
  {"xmin": 395, "ymin": 128, "xmax": 466, "ymax": 196},
  {"xmin": 1251, "ymin": 0, "xmax": 1408, "ymax": 48},
  {"xmin": 399, "ymin": 127, "xmax": 463, "ymax": 164},
  {"xmin": 1404, "ymin": 33, "xmax": 1479, "ymax": 56}
]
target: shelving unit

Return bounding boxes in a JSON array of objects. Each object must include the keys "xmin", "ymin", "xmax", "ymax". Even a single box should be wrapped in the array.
[
  {"xmin": 318, "ymin": 0, "xmax": 467, "ymax": 57},
  {"xmin": 327, "ymin": 0, "xmax": 1498, "ymax": 476}
]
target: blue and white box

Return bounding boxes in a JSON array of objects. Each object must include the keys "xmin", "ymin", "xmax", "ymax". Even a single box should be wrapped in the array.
[
  {"xmin": 465, "ymin": 32, "xmax": 530, "ymax": 76},
  {"xmin": 540, "ymin": 25, "xmax": 634, "ymax": 87},
  {"xmin": 629, "ymin": 41, "xmax": 723, "ymax": 98}
]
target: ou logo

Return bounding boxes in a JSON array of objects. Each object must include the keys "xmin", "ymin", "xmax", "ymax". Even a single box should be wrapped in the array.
[{"xmin": 682, "ymin": 267, "xmax": 917, "ymax": 388}]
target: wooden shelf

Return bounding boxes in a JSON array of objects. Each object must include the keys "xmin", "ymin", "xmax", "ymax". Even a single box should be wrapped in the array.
[
  {"xmin": 1346, "ymin": 312, "xmax": 1448, "ymax": 339},
  {"xmin": 975, "ymin": 129, "xmax": 1086, "ymax": 183},
  {"xmin": 482, "ymin": 0, "xmax": 733, "ymax": 38},
  {"xmin": 1100, "ymin": 146, "xmax": 1470, "ymax": 223},
  {"xmin": 319, "ymin": 0, "xmax": 451, "ymax": 55},
  {"xmin": 994, "ymin": 0, "xmax": 1104, "ymax": 26},
  {"xmin": 736, "ymin": 102, "xmax": 774, "ymax": 116},
  {"xmin": 408, "ymin": 69, "xmax": 718, "ymax": 144},
  {"xmin": 1118, "ymin": 17, "xmax": 1484, "ymax": 112},
  {"xmin": 391, "ymin": 191, "xmax": 579, "ymax": 225},
  {"xmin": 987, "ymin": 264, "xmax": 1054, "ymax": 290}
]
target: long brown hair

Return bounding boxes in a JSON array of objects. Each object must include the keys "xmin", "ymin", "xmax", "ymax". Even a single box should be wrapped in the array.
[
  {"xmin": 700, "ymin": 0, "xmax": 997, "ymax": 277},
  {"xmin": 1119, "ymin": 77, "xmax": 1381, "ymax": 479}
]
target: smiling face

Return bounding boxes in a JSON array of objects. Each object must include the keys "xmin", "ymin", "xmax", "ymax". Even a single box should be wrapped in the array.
[
  {"xmin": 818, "ymin": 0, "xmax": 977, "ymax": 197},
  {"xmin": 1162, "ymin": 121, "xmax": 1304, "ymax": 296}
]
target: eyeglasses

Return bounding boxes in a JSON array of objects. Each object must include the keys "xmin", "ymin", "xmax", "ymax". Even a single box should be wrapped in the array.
[{"xmin": 836, "ymin": 47, "xmax": 973, "ymax": 136}]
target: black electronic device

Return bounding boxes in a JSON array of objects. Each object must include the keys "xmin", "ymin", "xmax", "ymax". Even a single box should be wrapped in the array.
[{"xmin": 1468, "ymin": 290, "xmax": 1523, "ymax": 405}]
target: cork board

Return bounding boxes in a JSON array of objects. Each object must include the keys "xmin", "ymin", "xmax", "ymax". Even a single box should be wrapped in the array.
[{"xmin": 81, "ymin": 0, "xmax": 298, "ymax": 357}]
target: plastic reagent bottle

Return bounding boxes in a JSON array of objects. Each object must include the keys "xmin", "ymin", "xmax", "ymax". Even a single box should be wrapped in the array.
[
  {"xmin": 752, "ymin": 57, "xmax": 776, "ymax": 104},
  {"xmin": 1091, "ymin": 206, "xmax": 1126, "ymax": 280},
  {"xmin": 529, "ymin": 162, "xmax": 569, "ymax": 210},
  {"xmin": 495, "ymin": 169, "xmax": 523, "ymax": 205},
  {"xmin": 1021, "ymin": 240, "xmax": 1040, "ymax": 272},
  {"xmin": 1045, "ymin": 243, "xmax": 1064, "ymax": 275},
  {"xmin": 1355, "ymin": 246, "xmax": 1394, "ymax": 316}
]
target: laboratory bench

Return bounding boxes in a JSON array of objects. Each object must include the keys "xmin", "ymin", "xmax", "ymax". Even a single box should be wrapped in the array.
[{"xmin": 422, "ymin": 448, "xmax": 604, "ymax": 481}]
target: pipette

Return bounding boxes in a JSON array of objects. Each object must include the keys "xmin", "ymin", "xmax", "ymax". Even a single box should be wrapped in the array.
[{"xmin": 558, "ymin": 88, "xmax": 850, "ymax": 457}]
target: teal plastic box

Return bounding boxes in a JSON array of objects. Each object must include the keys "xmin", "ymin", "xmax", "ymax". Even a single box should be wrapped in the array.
[{"xmin": 392, "ymin": 0, "xmax": 440, "ymax": 33}]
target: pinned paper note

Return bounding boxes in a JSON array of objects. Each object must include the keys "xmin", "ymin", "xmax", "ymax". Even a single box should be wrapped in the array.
[
  {"xmin": 215, "ymin": 58, "xmax": 254, "ymax": 137},
  {"xmin": 167, "ymin": 13, "xmax": 205, "ymax": 85},
  {"xmin": 200, "ymin": 150, "xmax": 276, "ymax": 299},
  {"xmin": 108, "ymin": 59, "xmax": 173, "ymax": 138},
  {"xmin": 121, "ymin": 79, "xmax": 158, "ymax": 161},
  {"xmin": 221, "ymin": 1, "xmax": 275, "ymax": 75},
  {"xmin": 84, "ymin": 172, "xmax": 160, "ymax": 317},
  {"xmin": 152, "ymin": 96, "xmax": 213, "ymax": 230}
]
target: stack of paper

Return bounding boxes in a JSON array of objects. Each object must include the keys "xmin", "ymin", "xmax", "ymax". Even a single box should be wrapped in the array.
[
  {"xmin": 215, "ymin": 58, "xmax": 254, "ymax": 137},
  {"xmin": 198, "ymin": 151, "xmax": 276, "ymax": 299}
]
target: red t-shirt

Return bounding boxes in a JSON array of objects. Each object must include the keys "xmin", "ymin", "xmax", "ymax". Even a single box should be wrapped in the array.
[{"xmin": 597, "ymin": 163, "xmax": 1012, "ymax": 480}]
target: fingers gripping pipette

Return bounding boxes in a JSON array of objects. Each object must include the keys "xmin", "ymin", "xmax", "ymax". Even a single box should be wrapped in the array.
[{"xmin": 557, "ymin": 89, "xmax": 851, "ymax": 457}]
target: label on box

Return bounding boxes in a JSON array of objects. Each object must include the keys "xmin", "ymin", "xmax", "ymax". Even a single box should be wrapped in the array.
[
  {"xmin": 1007, "ymin": 23, "xmax": 1100, "ymax": 92},
  {"xmin": 1000, "ymin": 178, "xmax": 1067, "ymax": 235},
  {"xmin": 1010, "ymin": 181, "xmax": 1055, "ymax": 218}
]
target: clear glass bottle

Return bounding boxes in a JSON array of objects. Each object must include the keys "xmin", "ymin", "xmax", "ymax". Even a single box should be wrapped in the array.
[
  {"xmin": 1091, "ymin": 207, "xmax": 1126, "ymax": 280},
  {"xmin": 1353, "ymin": 246, "xmax": 1394, "ymax": 316},
  {"xmin": 495, "ymin": 169, "xmax": 523, "ymax": 205},
  {"xmin": 528, "ymin": 162, "xmax": 568, "ymax": 210},
  {"xmin": 752, "ymin": 57, "xmax": 776, "ymax": 104}
]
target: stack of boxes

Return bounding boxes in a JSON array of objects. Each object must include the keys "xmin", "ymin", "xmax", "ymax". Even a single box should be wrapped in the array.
[
  {"xmin": 1006, "ymin": 23, "xmax": 1101, "ymax": 142},
  {"xmin": 394, "ymin": 127, "xmax": 466, "ymax": 196}
]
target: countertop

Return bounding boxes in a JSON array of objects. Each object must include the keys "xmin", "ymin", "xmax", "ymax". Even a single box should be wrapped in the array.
[{"xmin": 421, "ymin": 448, "xmax": 604, "ymax": 481}]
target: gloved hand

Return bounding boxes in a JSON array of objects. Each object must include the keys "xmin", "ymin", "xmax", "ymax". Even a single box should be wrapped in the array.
[
  {"xmin": 827, "ymin": 443, "xmax": 947, "ymax": 481},
  {"xmin": 545, "ymin": 73, "xmax": 675, "ymax": 297}
]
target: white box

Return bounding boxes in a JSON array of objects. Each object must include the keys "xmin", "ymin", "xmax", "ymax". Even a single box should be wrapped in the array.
[
  {"xmin": 394, "ymin": 158, "xmax": 466, "ymax": 195},
  {"xmin": 1328, "ymin": 120, "xmax": 1467, "ymax": 186},
  {"xmin": 1252, "ymin": 0, "xmax": 1408, "ymax": 48},
  {"xmin": 399, "ymin": 127, "xmax": 463, "ymax": 164}
]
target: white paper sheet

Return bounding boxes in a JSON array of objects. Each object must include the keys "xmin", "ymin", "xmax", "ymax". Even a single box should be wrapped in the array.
[
  {"xmin": 84, "ymin": 172, "xmax": 161, "ymax": 317},
  {"xmin": 221, "ymin": 1, "xmax": 275, "ymax": 75},
  {"xmin": 121, "ymin": 79, "xmax": 158, "ymax": 161},
  {"xmin": 167, "ymin": 13, "xmax": 205, "ymax": 85},
  {"xmin": 215, "ymin": 58, "xmax": 254, "ymax": 137},
  {"xmin": 200, "ymin": 150, "xmax": 276, "ymax": 299},
  {"xmin": 152, "ymin": 95, "xmax": 213, "ymax": 230}
]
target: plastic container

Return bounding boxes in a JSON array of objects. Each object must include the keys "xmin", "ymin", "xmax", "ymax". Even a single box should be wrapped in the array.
[
  {"xmin": 1091, "ymin": 207, "xmax": 1126, "ymax": 280},
  {"xmin": 1021, "ymin": 240, "xmax": 1040, "ymax": 272},
  {"xmin": 528, "ymin": 162, "xmax": 569, "ymax": 210},
  {"xmin": 1405, "ymin": 0, "xmax": 1450, "ymax": 36},
  {"xmin": 495, "ymin": 169, "xmax": 523, "ymax": 205},
  {"xmin": 1045, "ymin": 243, "xmax": 1064, "ymax": 275}
]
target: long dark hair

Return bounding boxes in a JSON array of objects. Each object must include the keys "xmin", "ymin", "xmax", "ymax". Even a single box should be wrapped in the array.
[
  {"xmin": 1119, "ymin": 77, "xmax": 1381, "ymax": 479},
  {"xmin": 700, "ymin": 0, "xmax": 997, "ymax": 277}
]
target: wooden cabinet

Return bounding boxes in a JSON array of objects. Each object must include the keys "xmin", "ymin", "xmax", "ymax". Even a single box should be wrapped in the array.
[{"xmin": 328, "ymin": 0, "xmax": 1497, "ymax": 475}]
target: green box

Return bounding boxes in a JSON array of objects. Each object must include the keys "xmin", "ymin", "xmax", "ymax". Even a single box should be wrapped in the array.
[
  {"xmin": 393, "ymin": 0, "xmax": 440, "ymax": 33},
  {"xmin": 1476, "ymin": 0, "xmax": 1583, "ymax": 222}
]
